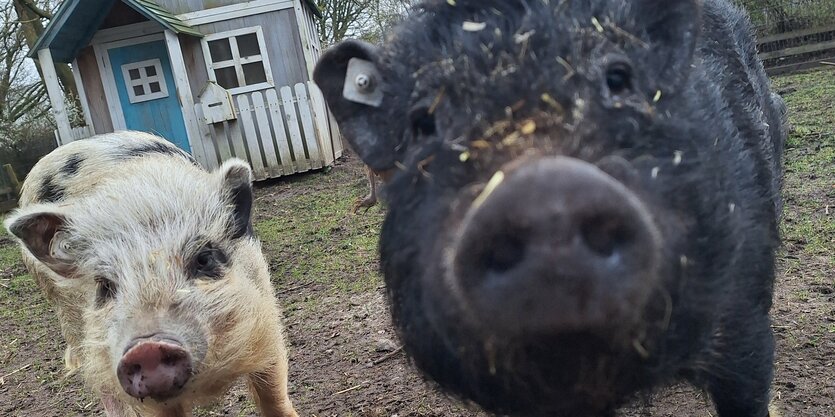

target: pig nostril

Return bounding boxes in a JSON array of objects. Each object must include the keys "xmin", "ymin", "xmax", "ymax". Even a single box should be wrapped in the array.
[
  {"xmin": 580, "ymin": 216, "xmax": 633, "ymax": 257},
  {"xmin": 483, "ymin": 234, "xmax": 526, "ymax": 275},
  {"xmin": 127, "ymin": 363, "xmax": 141, "ymax": 376},
  {"xmin": 162, "ymin": 352, "xmax": 183, "ymax": 366}
]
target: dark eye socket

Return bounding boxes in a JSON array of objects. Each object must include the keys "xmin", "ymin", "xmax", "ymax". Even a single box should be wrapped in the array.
[
  {"xmin": 410, "ymin": 107, "xmax": 437, "ymax": 137},
  {"xmin": 605, "ymin": 62, "xmax": 633, "ymax": 95},
  {"xmin": 190, "ymin": 243, "xmax": 228, "ymax": 279},
  {"xmin": 95, "ymin": 278, "xmax": 117, "ymax": 308}
]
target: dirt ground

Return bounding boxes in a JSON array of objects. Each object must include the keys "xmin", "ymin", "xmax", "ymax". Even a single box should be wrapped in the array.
[{"xmin": 1, "ymin": 68, "xmax": 833, "ymax": 417}]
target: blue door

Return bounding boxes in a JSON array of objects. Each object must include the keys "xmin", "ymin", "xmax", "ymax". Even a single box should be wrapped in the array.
[{"xmin": 108, "ymin": 40, "xmax": 191, "ymax": 152}]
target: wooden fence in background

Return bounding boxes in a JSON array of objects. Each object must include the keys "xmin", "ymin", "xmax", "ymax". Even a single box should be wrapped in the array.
[
  {"xmin": 758, "ymin": 24, "xmax": 835, "ymax": 75},
  {"xmin": 0, "ymin": 164, "xmax": 21, "ymax": 212},
  {"xmin": 738, "ymin": 0, "xmax": 835, "ymax": 74}
]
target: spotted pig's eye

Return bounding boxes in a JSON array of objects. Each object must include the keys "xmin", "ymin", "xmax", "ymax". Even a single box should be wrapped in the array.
[
  {"xmin": 95, "ymin": 277, "xmax": 117, "ymax": 307},
  {"xmin": 190, "ymin": 243, "xmax": 228, "ymax": 279}
]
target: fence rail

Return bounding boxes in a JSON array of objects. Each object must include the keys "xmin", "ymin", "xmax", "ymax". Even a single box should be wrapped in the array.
[{"xmin": 738, "ymin": 0, "xmax": 835, "ymax": 74}]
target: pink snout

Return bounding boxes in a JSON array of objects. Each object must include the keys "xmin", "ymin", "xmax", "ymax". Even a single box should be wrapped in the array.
[{"xmin": 116, "ymin": 336, "xmax": 192, "ymax": 401}]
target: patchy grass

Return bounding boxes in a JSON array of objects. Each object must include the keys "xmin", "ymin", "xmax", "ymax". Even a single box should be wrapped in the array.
[
  {"xmin": 772, "ymin": 70, "xmax": 835, "ymax": 265},
  {"xmin": 252, "ymin": 167, "xmax": 384, "ymax": 299},
  {"xmin": 0, "ymin": 69, "xmax": 833, "ymax": 417},
  {"xmin": 769, "ymin": 68, "xmax": 835, "ymax": 416},
  {"xmin": 0, "ymin": 245, "xmax": 21, "ymax": 267}
]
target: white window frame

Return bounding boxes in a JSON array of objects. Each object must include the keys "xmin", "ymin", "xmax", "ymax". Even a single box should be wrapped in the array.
[
  {"xmin": 201, "ymin": 26, "xmax": 274, "ymax": 95},
  {"xmin": 121, "ymin": 59, "xmax": 169, "ymax": 103}
]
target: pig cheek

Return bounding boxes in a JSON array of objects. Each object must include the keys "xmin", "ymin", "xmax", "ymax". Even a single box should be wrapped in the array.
[
  {"xmin": 81, "ymin": 303, "xmax": 127, "ymax": 391},
  {"xmin": 397, "ymin": 199, "xmax": 477, "ymax": 336},
  {"xmin": 193, "ymin": 276, "xmax": 249, "ymax": 358}
]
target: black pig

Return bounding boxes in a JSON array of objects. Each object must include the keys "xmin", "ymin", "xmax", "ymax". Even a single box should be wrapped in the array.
[{"xmin": 314, "ymin": 0, "xmax": 785, "ymax": 416}]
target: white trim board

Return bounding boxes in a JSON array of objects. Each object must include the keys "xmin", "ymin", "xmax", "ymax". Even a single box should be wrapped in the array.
[
  {"xmin": 164, "ymin": 30, "xmax": 209, "ymax": 167},
  {"xmin": 93, "ymin": 43, "xmax": 127, "ymax": 130},
  {"xmin": 293, "ymin": 0, "xmax": 316, "ymax": 80},
  {"xmin": 178, "ymin": 0, "xmax": 294, "ymax": 26},
  {"xmin": 39, "ymin": 48, "xmax": 73, "ymax": 141}
]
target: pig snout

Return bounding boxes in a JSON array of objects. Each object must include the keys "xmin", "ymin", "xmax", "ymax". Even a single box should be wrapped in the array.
[
  {"xmin": 117, "ymin": 334, "xmax": 193, "ymax": 401},
  {"xmin": 452, "ymin": 157, "xmax": 662, "ymax": 335}
]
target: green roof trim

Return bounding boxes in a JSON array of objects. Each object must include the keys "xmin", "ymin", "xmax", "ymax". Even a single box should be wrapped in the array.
[{"xmin": 130, "ymin": 0, "xmax": 203, "ymax": 37}]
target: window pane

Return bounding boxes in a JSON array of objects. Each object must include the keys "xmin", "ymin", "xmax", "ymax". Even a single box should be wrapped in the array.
[
  {"xmin": 237, "ymin": 33, "xmax": 261, "ymax": 58},
  {"xmin": 145, "ymin": 65, "xmax": 157, "ymax": 77},
  {"xmin": 129, "ymin": 68, "xmax": 141, "ymax": 80},
  {"xmin": 133, "ymin": 85, "xmax": 145, "ymax": 96},
  {"xmin": 242, "ymin": 62, "xmax": 267, "ymax": 85},
  {"xmin": 149, "ymin": 82, "xmax": 161, "ymax": 93},
  {"xmin": 208, "ymin": 38, "xmax": 233, "ymax": 62},
  {"xmin": 215, "ymin": 67, "xmax": 239, "ymax": 89}
]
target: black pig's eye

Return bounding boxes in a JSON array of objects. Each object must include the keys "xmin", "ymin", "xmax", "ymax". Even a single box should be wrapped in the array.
[
  {"xmin": 95, "ymin": 278, "xmax": 117, "ymax": 307},
  {"xmin": 190, "ymin": 243, "xmax": 228, "ymax": 279},
  {"xmin": 410, "ymin": 108, "xmax": 437, "ymax": 137},
  {"xmin": 605, "ymin": 62, "xmax": 633, "ymax": 95}
]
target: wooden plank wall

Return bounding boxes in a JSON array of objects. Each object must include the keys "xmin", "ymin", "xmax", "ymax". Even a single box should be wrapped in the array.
[
  {"xmin": 155, "ymin": 0, "xmax": 242, "ymax": 15},
  {"xmin": 76, "ymin": 46, "xmax": 115, "ymax": 134},
  {"xmin": 299, "ymin": 5, "xmax": 343, "ymax": 160},
  {"xmin": 181, "ymin": 9, "xmax": 308, "ymax": 99}
]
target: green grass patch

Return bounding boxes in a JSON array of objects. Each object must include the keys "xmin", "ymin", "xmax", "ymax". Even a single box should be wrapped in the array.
[
  {"xmin": 254, "ymin": 169, "xmax": 385, "ymax": 298},
  {"xmin": 772, "ymin": 69, "xmax": 835, "ymax": 266},
  {"xmin": 0, "ymin": 243, "xmax": 21, "ymax": 266}
]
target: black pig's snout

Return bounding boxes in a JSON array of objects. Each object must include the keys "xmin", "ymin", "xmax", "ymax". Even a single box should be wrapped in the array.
[{"xmin": 452, "ymin": 157, "xmax": 661, "ymax": 335}]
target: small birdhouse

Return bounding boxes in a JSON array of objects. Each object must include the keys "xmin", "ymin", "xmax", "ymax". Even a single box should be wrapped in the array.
[{"xmin": 199, "ymin": 82, "xmax": 237, "ymax": 124}]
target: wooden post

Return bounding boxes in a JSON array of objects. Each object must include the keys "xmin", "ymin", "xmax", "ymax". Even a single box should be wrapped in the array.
[
  {"xmin": 38, "ymin": 48, "xmax": 73, "ymax": 143},
  {"xmin": 164, "ymin": 30, "xmax": 210, "ymax": 168},
  {"xmin": 3, "ymin": 164, "xmax": 21, "ymax": 193}
]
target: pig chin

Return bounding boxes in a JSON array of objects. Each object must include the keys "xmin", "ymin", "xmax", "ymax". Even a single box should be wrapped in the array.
[{"xmin": 441, "ymin": 157, "xmax": 663, "ymax": 339}]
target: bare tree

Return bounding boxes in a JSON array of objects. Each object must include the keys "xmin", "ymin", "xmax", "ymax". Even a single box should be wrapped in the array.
[
  {"xmin": 316, "ymin": 0, "xmax": 376, "ymax": 46},
  {"xmin": 367, "ymin": 0, "xmax": 415, "ymax": 42},
  {"xmin": 0, "ymin": 1, "xmax": 50, "ymax": 141},
  {"xmin": 316, "ymin": 0, "xmax": 416, "ymax": 46}
]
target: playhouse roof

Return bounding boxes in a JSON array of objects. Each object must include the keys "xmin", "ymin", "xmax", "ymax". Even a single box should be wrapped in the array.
[{"xmin": 29, "ymin": 0, "xmax": 202, "ymax": 63}]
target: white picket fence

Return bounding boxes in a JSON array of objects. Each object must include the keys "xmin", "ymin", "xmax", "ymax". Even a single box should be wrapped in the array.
[
  {"xmin": 54, "ymin": 125, "xmax": 94, "ymax": 146},
  {"xmin": 192, "ymin": 81, "xmax": 342, "ymax": 180}
]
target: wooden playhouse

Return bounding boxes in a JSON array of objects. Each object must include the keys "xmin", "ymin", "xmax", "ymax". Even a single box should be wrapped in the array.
[{"xmin": 30, "ymin": 0, "xmax": 342, "ymax": 179}]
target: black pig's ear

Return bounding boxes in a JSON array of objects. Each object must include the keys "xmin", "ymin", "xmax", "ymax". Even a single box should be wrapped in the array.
[
  {"xmin": 5, "ymin": 210, "xmax": 78, "ymax": 277},
  {"xmin": 634, "ymin": 0, "xmax": 701, "ymax": 93},
  {"xmin": 314, "ymin": 40, "xmax": 398, "ymax": 172},
  {"xmin": 219, "ymin": 159, "xmax": 254, "ymax": 239}
]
